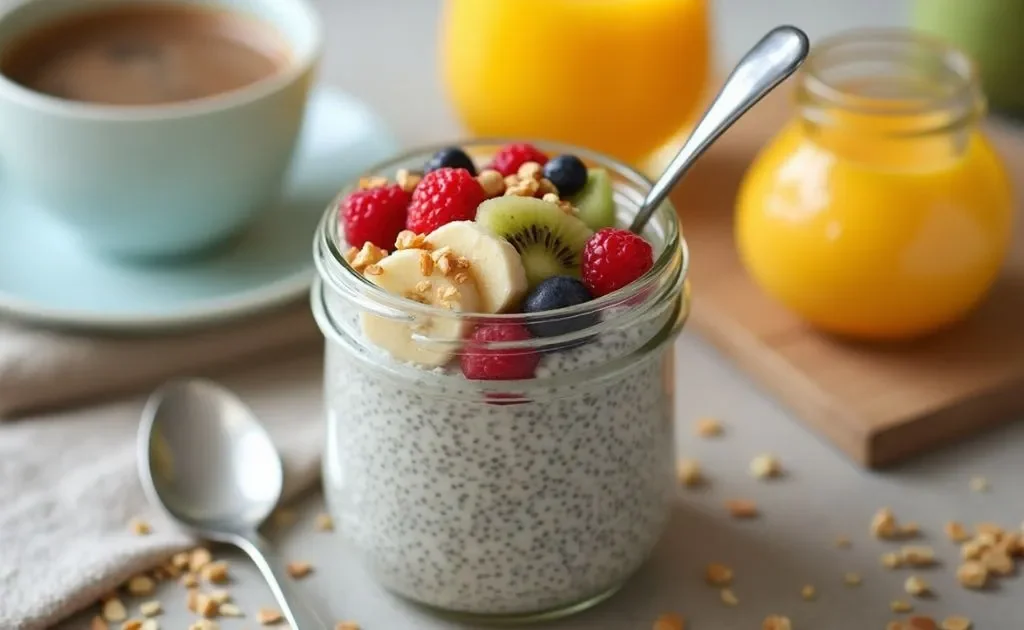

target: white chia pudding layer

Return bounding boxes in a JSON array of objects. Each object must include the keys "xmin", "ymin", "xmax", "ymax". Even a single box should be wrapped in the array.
[{"xmin": 321, "ymin": 301, "xmax": 680, "ymax": 616}]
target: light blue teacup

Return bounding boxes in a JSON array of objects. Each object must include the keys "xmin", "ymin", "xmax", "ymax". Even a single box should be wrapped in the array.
[{"xmin": 0, "ymin": 0, "xmax": 322, "ymax": 259}]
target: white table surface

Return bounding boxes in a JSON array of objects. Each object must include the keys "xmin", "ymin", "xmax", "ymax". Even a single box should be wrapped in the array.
[{"xmin": 63, "ymin": 1, "xmax": 1024, "ymax": 628}]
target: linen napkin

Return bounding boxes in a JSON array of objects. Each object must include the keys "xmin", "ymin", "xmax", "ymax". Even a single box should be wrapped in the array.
[
  {"xmin": 0, "ymin": 301, "xmax": 322, "ymax": 418},
  {"xmin": 0, "ymin": 351, "xmax": 326, "ymax": 630}
]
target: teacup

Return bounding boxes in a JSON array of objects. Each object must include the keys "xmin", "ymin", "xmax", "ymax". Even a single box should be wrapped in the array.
[{"xmin": 0, "ymin": 0, "xmax": 322, "ymax": 259}]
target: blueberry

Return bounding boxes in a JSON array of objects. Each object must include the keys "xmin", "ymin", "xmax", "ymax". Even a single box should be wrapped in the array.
[
  {"xmin": 523, "ymin": 276, "xmax": 599, "ymax": 341},
  {"xmin": 424, "ymin": 147, "xmax": 477, "ymax": 175},
  {"xmin": 542, "ymin": 154, "xmax": 588, "ymax": 197}
]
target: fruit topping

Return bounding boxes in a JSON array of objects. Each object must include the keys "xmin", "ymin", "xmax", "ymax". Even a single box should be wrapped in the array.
[
  {"xmin": 340, "ymin": 184, "xmax": 410, "ymax": 250},
  {"xmin": 360, "ymin": 248, "xmax": 481, "ymax": 367},
  {"xmin": 542, "ymin": 154, "xmax": 588, "ymax": 197},
  {"xmin": 489, "ymin": 142, "xmax": 549, "ymax": 177},
  {"xmin": 570, "ymin": 168, "xmax": 616, "ymax": 230},
  {"xmin": 425, "ymin": 221, "xmax": 528, "ymax": 314},
  {"xmin": 406, "ymin": 168, "xmax": 486, "ymax": 234},
  {"xmin": 581, "ymin": 227, "xmax": 654, "ymax": 297},
  {"xmin": 523, "ymin": 276, "xmax": 599, "ymax": 339},
  {"xmin": 475, "ymin": 196, "xmax": 593, "ymax": 290},
  {"xmin": 460, "ymin": 324, "xmax": 540, "ymax": 380},
  {"xmin": 424, "ymin": 146, "xmax": 477, "ymax": 176}
]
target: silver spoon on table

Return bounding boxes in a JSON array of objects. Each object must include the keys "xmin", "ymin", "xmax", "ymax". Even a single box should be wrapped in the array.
[
  {"xmin": 629, "ymin": 25, "xmax": 810, "ymax": 234},
  {"xmin": 138, "ymin": 379, "xmax": 327, "ymax": 630}
]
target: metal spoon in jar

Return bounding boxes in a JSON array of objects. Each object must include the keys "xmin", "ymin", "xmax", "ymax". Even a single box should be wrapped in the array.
[
  {"xmin": 138, "ymin": 379, "xmax": 328, "ymax": 630},
  {"xmin": 629, "ymin": 25, "xmax": 810, "ymax": 234}
]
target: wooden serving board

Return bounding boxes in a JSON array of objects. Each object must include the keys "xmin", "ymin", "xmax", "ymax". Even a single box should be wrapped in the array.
[{"xmin": 664, "ymin": 86, "xmax": 1024, "ymax": 469}]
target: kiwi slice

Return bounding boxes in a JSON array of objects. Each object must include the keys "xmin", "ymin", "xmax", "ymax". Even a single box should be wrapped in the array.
[
  {"xmin": 570, "ymin": 168, "xmax": 616, "ymax": 230},
  {"xmin": 476, "ymin": 196, "xmax": 594, "ymax": 289}
]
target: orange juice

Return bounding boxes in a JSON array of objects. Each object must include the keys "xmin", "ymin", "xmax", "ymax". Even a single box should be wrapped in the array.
[
  {"xmin": 736, "ymin": 31, "xmax": 1013, "ymax": 341},
  {"xmin": 439, "ymin": 0, "xmax": 710, "ymax": 166}
]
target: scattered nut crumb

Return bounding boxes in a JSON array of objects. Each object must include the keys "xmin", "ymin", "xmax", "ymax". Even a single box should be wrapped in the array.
[
  {"xmin": 219, "ymin": 603, "xmax": 244, "ymax": 618},
  {"xmin": 975, "ymin": 522, "xmax": 1003, "ymax": 537},
  {"xmin": 102, "ymin": 598, "xmax": 127, "ymax": 623},
  {"xmin": 835, "ymin": 535, "xmax": 852, "ymax": 549},
  {"xmin": 725, "ymin": 499, "xmax": 759, "ymax": 519},
  {"xmin": 704, "ymin": 563, "xmax": 733, "ymax": 586},
  {"xmin": 151, "ymin": 567, "xmax": 169, "ymax": 581},
  {"xmin": 287, "ymin": 561, "xmax": 313, "ymax": 579},
  {"xmin": 395, "ymin": 169, "xmax": 422, "ymax": 193},
  {"xmin": 128, "ymin": 518, "xmax": 152, "ymax": 536},
  {"xmin": 357, "ymin": 176, "xmax": 388, "ymax": 190},
  {"xmin": 186, "ymin": 589, "xmax": 199, "ymax": 614},
  {"xmin": 314, "ymin": 512, "xmax": 335, "ymax": 532},
  {"xmin": 538, "ymin": 178, "xmax": 559, "ymax": 196},
  {"xmin": 139, "ymin": 601, "xmax": 162, "ymax": 617},
  {"xmin": 364, "ymin": 264, "xmax": 383, "ymax": 276},
  {"xmin": 900, "ymin": 522, "xmax": 921, "ymax": 537},
  {"xmin": 695, "ymin": 417, "xmax": 723, "ymax": 437},
  {"xmin": 348, "ymin": 242, "xmax": 388, "ymax": 274},
  {"xmin": 676, "ymin": 459, "xmax": 702, "ymax": 487},
  {"xmin": 969, "ymin": 476, "xmax": 989, "ymax": 492},
  {"xmin": 981, "ymin": 549, "xmax": 1014, "ymax": 575},
  {"xmin": 882, "ymin": 552, "xmax": 903, "ymax": 569},
  {"xmin": 504, "ymin": 175, "xmax": 540, "ymax": 197},
  {"xmin": 719, "ymin": 588, "xmax": 739, "ymax": 606},
  {"xmin": 945, "ymin": 521, "xmax": 970, "ymax": 543},
  {"xmin": 843, "ymin": 572, "xmax": 862, "ymax": 586},
  {"xmin": 91, "ymin": 616, "xmax": 109, "ymax": 630},
  {"xmin": 901, "ymin": 545, "xmax": 937, "ymax": 567},
  {"xmin": 139, "ymin": 620, "xmax": 158, "ymax": 630},
  {"xmin": 180, "ymin": 573, "xmax": 198, "ymax": 588},
  {"xmin": 652, "ymin": 612, "xmax": 685, "ymax": 630},
  {"xmin": 476, "ymin": 169, "xmax": 505, "ymax": 197},
  {"xmin": 171, "ymin": 552, "xmax": 189, "ymax": 570},
  {"xmin": 202, "ymin": 561, "xmax": 230, "ymax": 584},
  {"xmin": 800, "ymin": 584, "xmax": 816, "ymax": 601},
  {"xmin": 335, "ymin": 623, "xmax": 361, "ymax": 630},
  {"xmin": 871, "ymin": 508, "xmax": 899, "ymax": 539},
  {"xmin": 956, "ymin": 561, "xmax": 988, "ymax": 589},
  {"xmin": 908, "ymin": 616, "xmax": 939, "ymax": 630},
  {"xmin": 940, "ymin": 616, "xmax": 973, "ymax": 630},
  {"xmin": 541, "ymin": 192, "xmax": 560, "ymax": 204},
  {"xmin": 194, "ymin": 593, "xmax": 219, "ymax": 618},
  {"xmin": 126, "ymin": 575, "xmax": 156, "ymax": 596},
  {"xmin": 257, "ymin": 608, "xmax": 284, "ymax": 625},
  {"xmin": 188, "ymin": 548, "xmax": 212, "ymax": 573},
  {"xmin": 188, "ymin": 621, "xmax": 218, "ymax": 630},
  {"xmin": 891, "ymin": 600, "xmax": 914, "ymax": 613},
  {"xmin": 762, "ymin": 615, "xmax": 792, "ymax": 630},
  {"xmin": 961, "ymin": 539, "xmax": 988, "ymax": 561},
  {"xmin": 208, "ymin": 589, "xmax": 231, "ymax": 605},
  {"xmin": 121, "ymin": 620, "xmax": 142, "ymax": 630},
  {"xmin": 750, "ymin": 454, "xmax": 783, "ymax": 479},
  {"xmin": 904, "ymin": 575, "xmax": 930, "ymax": 597},
  {"xmin": 517, "ymin": 161, "xmax": 543, "ymax": 180},
  {"xmin": 395, "ymin": 230, "xmax": 428, "ymax": 251}
]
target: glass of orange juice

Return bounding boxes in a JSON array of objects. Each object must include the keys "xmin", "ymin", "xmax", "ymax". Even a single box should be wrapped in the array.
[{"xmin": 439, "ymin": 0, "xmax": 711, "ymax": 167}]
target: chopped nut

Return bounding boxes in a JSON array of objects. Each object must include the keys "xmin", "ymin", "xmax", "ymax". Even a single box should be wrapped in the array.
[
  {"xmin": 414, "ymin": 280, "xmax": 432, "ymax": 294},
  {"xmin": 419, "ymin": 251, "xmax": 434, "ymax": 276},
  {"xmin": 969, "ymin": 476, "xmax": 989, "ymax": 492},
  {"xmin": 725, "ymin": 499, "xmax": 759, "ymax": 519},
  {"xmin": 517, "ymin": 161, "xmax": 543, "ymax": 180},
  {"xmin": 171, "ymin": 552, "xmax": 190, "ymax": 569},
  {"xmin": 335, "ymin": 623, "xmax": 361, "ymax": 630},
  {"xmin": 188, "ymin": 621, "xmax": 218, "ymax": 630},
  {"xmin": 257, "ymin": 608, "xmax": 284, "ymax": 625},
  {"xmin": 541, "ymin": 192, "xmax": 561, "ymax": 204},
  {"xmin": 91, "ymin": 616, "xmax": 109, "ymax": 630},
  {"xmin": 180, "ymin": 573, "xmax": 198, "ymax": 588},
  {"xmin": 189, "ymin": 548, "xmax": 212, "ymax": 572},
  {"xmin": 395, "ymin": 169, "xmax": 422, "ymax": 193},
  {"xmin": 121, "ymin": 620, "xmax": 143, "ymax": 630},
  {"xmin": 652, "ymin": 612, "xmax": 685, "ymax": 630},
  {"xmin": 975, "ymin": 522, "xmax": 1003, "ymax": 538},
  {"xmin": 186, "ymin": 589, "xmax": 199, "ymax": 613},
  {"xmin": 834, "ymin": 535, "xmax": 852, "ymax": 549},
  {"xmin": 891, "ymin": 600, "xmax": 914, "ymax": 613},
  {"xmin": 900, "ymin": 522, "xmax": 921, "ymax": 537},
  {"xmin": 219, "ymin": 603, "xmax": 244, "ymax": 618},
  {"xmin": 961, "ymin": 539, "xmax": 988, "ymax": 561},
  {"xmin": 102, "ymin": 598, "xmax": 128, "ymax": 623},
  {"xmin": 871, "ymin": 508, "xmax": 898, "ymax": 539},
  {"xmin": 887, "ymin": 623, "xmax": 904, "ymax": 630},
  {"xmin": 195, "ymin": 593, "xmax": 219, "ymax": 618},
  {"xmin": 364, "ymin": 264, "xmax": 383, "ymax": 276},
  {"xmin": 940, "ymin": 616, "xmax": 973, "ymax": 630},
  {"xmin": 976, "ymin": 531, "xmax": 999, "ymax": 547},
  {"xmin": 126, "ymin": 575, "xmax": 156, "ymax": 596},
  {"xmin": 749, "ymin": 454, "xmax": 782, "ymax": 479},
  {"xmin": 695, "ymin": 417, "xmax": 723, "ymax": 437},
  {"xmin": 956, "ymin": 561, "xmax": 987, "ymax": 588},
  {"xmin": 676, "ymin": 459, "xmax": 702, "ymax": 487},
  {"xmin": 882, "ymin": 552, "xmax": 903, "ymax": 569},
  {"xmin": 128, "ymin": 518, "xmax": 152, "ymax": 536},
  {"xmin": 907, "ymin": 616, "xmax": 939, "ymax": 630},
  {"xmin": 202, "ymin": 561, "xmax": 230, "ymax": 584},
  {"xmin": 140, "ymin": 621, "xmax": 158, "ymax": 630},
  {"xmin": 538, "ymin": 179, "xmax": 559, "ymax": 196},
  {"xmin": 151, "ymin": 567, "xmax": 168, "ymax": 581},
  {"xmin": 452, "ymin": 272, "xmax": 470, "ymax": 285},
  {"xmin": 1000, "ymin": 531, "xmax": 1022, "ymax": 556},
  {"xmin": 981, "ymin": 549, "xmax": 1014, "ymax": 575},
  {"xmin": 762, "ymin": 616, "xmax": 792, "ymax": 630},
  {"xmin": 904, "ymin": 575, "xmax": 930, "ymax": 597},
  {"xmin": 704, "ymin": 563, "xmax": 733, "ymax": 586},
  {"xmin": 349, "ymin": 242, "xmax": 388, "ymax": 273},
  {"xmin": 477, "ymin": 169, "xmax": 505, "ymax": 197},
  {"xmin": 901, "ymin": 545, "xmax": 936, "ymax": 567},
  {"xmin": 287, "ymin": 561, "xmax": 313, "ymax": 579},
  {"xmin": 800, "ymin": 584, "xmax": 816, "ymax": 600},
  {"xmin": 139, "ymin": 601, "xmax": 162, "ymax": 617},
  {"xmin": 344, "ymin": 246, "xmax": 359, "ymax": 264},
  {"xmin": 395, "ymin": 230, "xmax": 428, "ymax": 251},
  {"xmin": 719, "ymin": 588, "xmax": 739, "ymax": 606},
  {"xmin": 357, "ymin": 176, "xmax": 388, "ymax": 190},
  {"xmin": 843, "ymin": 572, "xmax": 862, "ymax": 586},
  {"xmin": 503, "ymin": 174, "xmax": 520, "ymax": 187},
  {"xmin": 945, "ymin": 521, "xmax": 970, "ymax": 543},
  {"xmin": 208, "ymin": 589, "xmax": 231, "ymax": 604},
  {"xmin": 314, "ymin": 512, "xmax": 335, "ymax": 532},
  {"xmin": 504, "ymin": 176, "xmax": 540, "ymax": 197}
]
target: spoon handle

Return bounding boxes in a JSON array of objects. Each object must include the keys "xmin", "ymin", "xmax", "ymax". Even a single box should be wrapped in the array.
[
  {"xmin": 628, "ymin": 25, "xmax": 809, "ymax": 234},
  {"xmin": 238, "ymin": 534, "xmax": 329, "ymax": 630}
]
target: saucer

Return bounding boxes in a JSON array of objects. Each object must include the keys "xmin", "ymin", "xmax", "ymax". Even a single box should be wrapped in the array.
[{"xmin": 0, "ymin": 86, "xmax": 399, "ymax": 332}]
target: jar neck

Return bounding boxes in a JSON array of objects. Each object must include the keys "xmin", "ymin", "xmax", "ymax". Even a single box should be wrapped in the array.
[{"xmin": 795, "ymin": 29, "xmax": 985, "ymax": 166}]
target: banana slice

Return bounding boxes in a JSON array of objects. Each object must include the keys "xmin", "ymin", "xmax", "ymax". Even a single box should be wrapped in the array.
[
  {"xmin": 360, "ymin": 248, "xmax": 481, "ymax": 367},
  {"xmin": 425, "ymin": 220, "xmax": 528, "ymax": 313}
]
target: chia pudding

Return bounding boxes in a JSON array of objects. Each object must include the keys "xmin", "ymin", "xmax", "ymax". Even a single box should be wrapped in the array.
[{"xmin": 312, "ymin": 141, "xmax": 689, "ymax": 620}]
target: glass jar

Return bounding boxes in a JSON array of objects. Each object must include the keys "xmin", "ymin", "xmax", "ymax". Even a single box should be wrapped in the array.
[
  {"xmin": 311, "ymin": 141, "xmax": 689, "ymax": 622},
  {"xmin": 737, "ymin": 29, "xmax": 1013, "ymax": 341}
]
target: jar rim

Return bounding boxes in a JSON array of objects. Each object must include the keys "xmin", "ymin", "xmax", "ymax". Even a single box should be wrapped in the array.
[
  {"xmin": 799, "ymin": 27, "xmax": 983, "ymax": 124},
  {"xmin": 314, "ymin": 138, "xmax": 688, "ymax": 326}
]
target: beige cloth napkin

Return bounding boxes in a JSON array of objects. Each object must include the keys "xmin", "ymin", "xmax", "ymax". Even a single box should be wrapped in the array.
[
  {"xmin": 0, "ymin": 302, "xmax": 321, "ymax": 418},
  {"xmin": 0, "ymin": 351, "xmax": 326, "ymax": 630}
]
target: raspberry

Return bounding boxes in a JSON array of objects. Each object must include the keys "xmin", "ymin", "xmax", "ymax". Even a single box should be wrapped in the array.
[
  {"xmin": 340, "ymin": 184, "xmax": 410, "ymax": 250},
  {"xmin": 581, "ymin": 228, "xmax": 654, "ymax": 297},
  {"xmin": 460, "ymin": 324, "xmax": 540, "ymax": 380},
  {"xmin": 406, "ymin": 168, "xmax": 486, "ymax": 234},
  {"xmin": 489, "ymin": 143, "xmax": 549, "ymax": 177}
]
